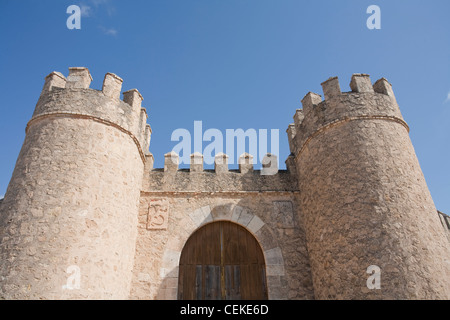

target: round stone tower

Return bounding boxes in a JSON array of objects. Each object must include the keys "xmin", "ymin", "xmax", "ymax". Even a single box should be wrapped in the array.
[
  {"xmin": 287, "ymin": 74, "xmax": 450, "ymax": 299},
  {"xmin": 0, "ymin": 67, "xmax": 151, "ymax": 299}
]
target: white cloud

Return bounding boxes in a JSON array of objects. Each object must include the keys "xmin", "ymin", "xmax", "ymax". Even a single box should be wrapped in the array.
[
  {"xmin": 91, "ymin": 0, "xmax": 115, "ymax": 16},
  {"xmin": 99, "ymin": 26, "xmax": 117, "ymax": 36},
  {"xmin": 80, "ymin": 5, "xmax": 92, "ymax": 17},
  {"xmin": 81, "ymin": 0, "xmax": 115, "ymax": 17},
  {"xmin": 91, "ymin": 0, "xmax": 109, "ymax": 6},
  {"xmin": 105, "ymin": 6, "xmax": 116, "ymax": 17},
  {"xmin": 445, "ymin": 92, "xmax": 450, "ymax": 103},
  {"xmin": 87, "ymin": 0, "xmax": 117, "ymax": 36},
  {"xmin": 0, "ymin": 194, "xmax": 4, "ymax": 200}
]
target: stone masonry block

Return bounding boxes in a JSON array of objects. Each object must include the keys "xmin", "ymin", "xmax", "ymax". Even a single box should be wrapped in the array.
[
  {"xmin": 350, "ymin": 73, "xmax": 374, "ymax": 93},
  {"xmin": 102, "ymin": 73, "xmax": 123, "ymax": 100},
  {"xmin": 247, "ymin": 215, "xmax": 265, "ymax": 234},
  {"xmin": 286, "ymin": 124, "xmax": 296, "ymax": 154},
  {"xmin": 264, "ymin": 247, "xmax": 284, "ymax": 266},
  {"xmin": 321, "ymin": 76, "xmax": 341, "ymax": 100},
  {"xmin": 190, "ymin": 152, "xmax": 203, "ymax": 172},
  {"xmin": 42, "ymin": 72, "xmax": 66, "ymax": 93},
  {"xmin": 261, "ymin": 153, "xmax": 278, "ymax": 176},
  {"xmin": 123, "ymin": 89, "xmax": 143, "ymax": 112},
  {"xmin": 301, "ymin": 92, "xmax": 322, "ymax": 115},
  {"xmin": 66, "ymin": 67, "xmax": 93, "ymax": 89},
  {"xmin": 373, "ymin": 78, "xmax": 395, "ymax": 97},
  {"xmin": 164, "ymin": 151, "xmax": 179, "ymax": 173},
  {"xmin": 144, "ymin": 124, "xmax": 152, "ymax": 152},
  {"xmin": 293, "ymin": 109, "xmax": 305, "ymax": 130},
  {"xmin": 214, "ymin": 153, "xmax": 229, "ymax": 174},
  {"xmin": 238, "ymin": 153, "xmax": 254, "ymax": 174}
]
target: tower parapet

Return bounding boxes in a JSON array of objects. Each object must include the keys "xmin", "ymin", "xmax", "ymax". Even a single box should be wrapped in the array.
[
  {"xmin": 289, "ymin": 74, "xmax": 407, "ymax": 159},
  {"xmin": 32, "ymin": 67, "xmax": 151, "ymax": 160}
]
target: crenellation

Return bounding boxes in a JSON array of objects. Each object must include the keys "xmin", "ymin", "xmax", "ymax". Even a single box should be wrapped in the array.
[
  {"xmin": 145, "ymin": 153, "xmax": 154, "ymax": 170},
  {"xmin": 190, "ymin": 152, "xmax": 204, "ymax": 172},
  {"xmin": 144, "ymin": 124, "xmax": 152, "ymax": 153},
  {"xmin": 164, "ymin": 151, "xmax": 179, "ymax": 173},
  {"xmin": 286, "ymin": 123, "xmax": 297, "ymax": 154},
  {"xmin": 32, "ymin": 68, "xmax": 151, "ymax": 157},
  {"xmin": 301, "ymin": 92, "xmax": 322, "ymax": 116},
  {"xmin": 140, "ymin": 108, "xmax": 148, "ymax": 127},
  {"xmin": 123, "ymin": 89, "xmax": 145, "ymax": 137},
  {"xmin": 261, "ymin": 153, "xmax": 278, "ymax": 176},
  {"xmin": 42, "ymin": 71, "xmax": 66, "ymax": 93},
  {"xmin": 320, "ymin": 76, "xmax": 341, "ymax": 100},
  {"xmin": 293, "ymin": 108, "xmax": 305, "ymax": 130},
  {"xmin": 102, "ymin": 72, "xmax": 123, "ymax": 100},
  {"xmin": 373, "ymin": 77, "xmax": 398, "ymax": 105},
  {"xmin": 123, "ymin": 88, "xmax": 143, "ymax": 111},
  {"xmin": 349, "ymin": 73, "xmax": 374, "ymax": 93},
  {"xmin": 139, "ymin": 108, "xmax": 149, "ymax": 148},
  {"xmin": 373, "ymin": 77, "xmax": 392, "ymax": 94},
  {"xmin": 214, "ymin": 152, "xmax": 229, "ymax": 174},
  {"xmin": 66, "ymin": 67, "xmax": 92, "ymax": 89},
  {"xmin": 292, "ymin": 75, "xmax": 407, "ymax": 159},
  {"xmin": 238, "ymin": 152, "xmax": 254, "ymax": 174}
]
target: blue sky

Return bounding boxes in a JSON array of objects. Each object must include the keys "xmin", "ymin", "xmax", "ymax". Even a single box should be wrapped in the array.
[{"xmin": 0, "ymin": 0, "xmax": 449, "ymax": 213}]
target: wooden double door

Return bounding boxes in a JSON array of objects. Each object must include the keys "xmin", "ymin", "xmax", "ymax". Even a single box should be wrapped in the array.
[{"xmin": 178, "ymin": 221, "xmax": 268, "ymax": 300}]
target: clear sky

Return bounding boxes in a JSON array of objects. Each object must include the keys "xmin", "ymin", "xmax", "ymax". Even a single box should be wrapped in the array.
[{"xmin": 0, "ymin": 0, "xmax": 449, "ymax": 213}]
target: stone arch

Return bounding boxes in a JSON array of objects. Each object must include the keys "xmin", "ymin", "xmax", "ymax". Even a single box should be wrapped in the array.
[{"xmin": 158, "ymin": 204, "xmax": 286, "ymax": 300}]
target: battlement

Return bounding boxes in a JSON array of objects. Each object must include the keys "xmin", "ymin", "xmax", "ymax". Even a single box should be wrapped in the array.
[
  {"xmin": 287, "ymin": 74, "xmax": 408, "ymax": 157},
  {"xmin": 31, "ymin": 67, "xmax": 151, "ymax": 161},
  {"xmin": 143, "ymin": 151, "xmax": 297, "ymax": 194},
  {"xmin": 157, "ymin": 151, "xmax": 282, "ymax": 175},
  {"xmin": 143, "ymin": 150, "xmax": 297, "ymax": 192}
]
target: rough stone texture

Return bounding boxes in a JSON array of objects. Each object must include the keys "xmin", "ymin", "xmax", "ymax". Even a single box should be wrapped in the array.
[
  {"xmin": 143, "ymin": 169, "xmax": 298, "ymax": 194},
  {"xmin": 66, "ymin": 67, "xmax": 92, "ymax": 89},
  {"xmin": 0, "ymin": 69, "xmax": 449, "ymax": 300},
  {"xmin": 0, "ymin": 68, "xmax": 147, "ymax": 299},
  {"xmin": 438, "ymin": 211, "xmax": 450, "ymax": 242},
  {"xmin": 132, "ymin": 165, "xmax": 314, "ymax": 300},
  {"xmin": 293, "ymin": 75, "xmax": 450, "ymax": 299},
  {"xmin": 130, "ymin": 187, "xmax": 314, "ymax": 300},
  {"xmin": 32, "ymin": 89, "xmax": 144, "ymax": 144}
]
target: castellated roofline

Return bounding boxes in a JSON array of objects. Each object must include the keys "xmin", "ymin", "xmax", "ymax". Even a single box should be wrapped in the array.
[
  {"xmin": 287, "ymin": 73, "xmax": 408, "ymax": 159},
  {"xmin": 32, "ymin": 67, "xmax": 152, "ymax": 163},
  {"xmin": 143, "ymin": 151, "xmax": 296, "ymax": 194},
  {"xmin": 158, "ymin": 151, "xmax": 281, "ymax": 176}
]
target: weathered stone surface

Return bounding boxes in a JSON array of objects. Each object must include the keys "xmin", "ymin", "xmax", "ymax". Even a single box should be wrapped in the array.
[
  {"xmin": 294, "ymin": 75, "xmax": 450, "ymax": 299},
  {"xmin": 0, "ymin": 118, "xmax": 143, "ymax": 299},
  {"xmin": 130, "ymin": 193, "xmax": 314, "ymax": 300},
  {"xmin": 0, "ymin": 69, "xmax": 448, "ymax": 301},
  {"xmin": 0, "ymin": 68, "xmax": 147, "ymax": 299}
]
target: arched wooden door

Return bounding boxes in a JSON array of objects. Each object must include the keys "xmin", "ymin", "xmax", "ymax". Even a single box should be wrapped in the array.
[{"xmin": 178, "ymin": 221, "xmax": 268, "ymax": 300}]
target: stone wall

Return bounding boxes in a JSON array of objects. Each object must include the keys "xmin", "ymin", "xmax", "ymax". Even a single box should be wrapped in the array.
[
  {"xmin": 130, "ymin": 167, "xmax": 315, "ymax": 300},
  {"xmin": 0, "ymin": 68, "xmax": 148, "ymax": 299},
  {"xmin": 291, "ymin": 74, "xmax": 450, "ymax": 299}
]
